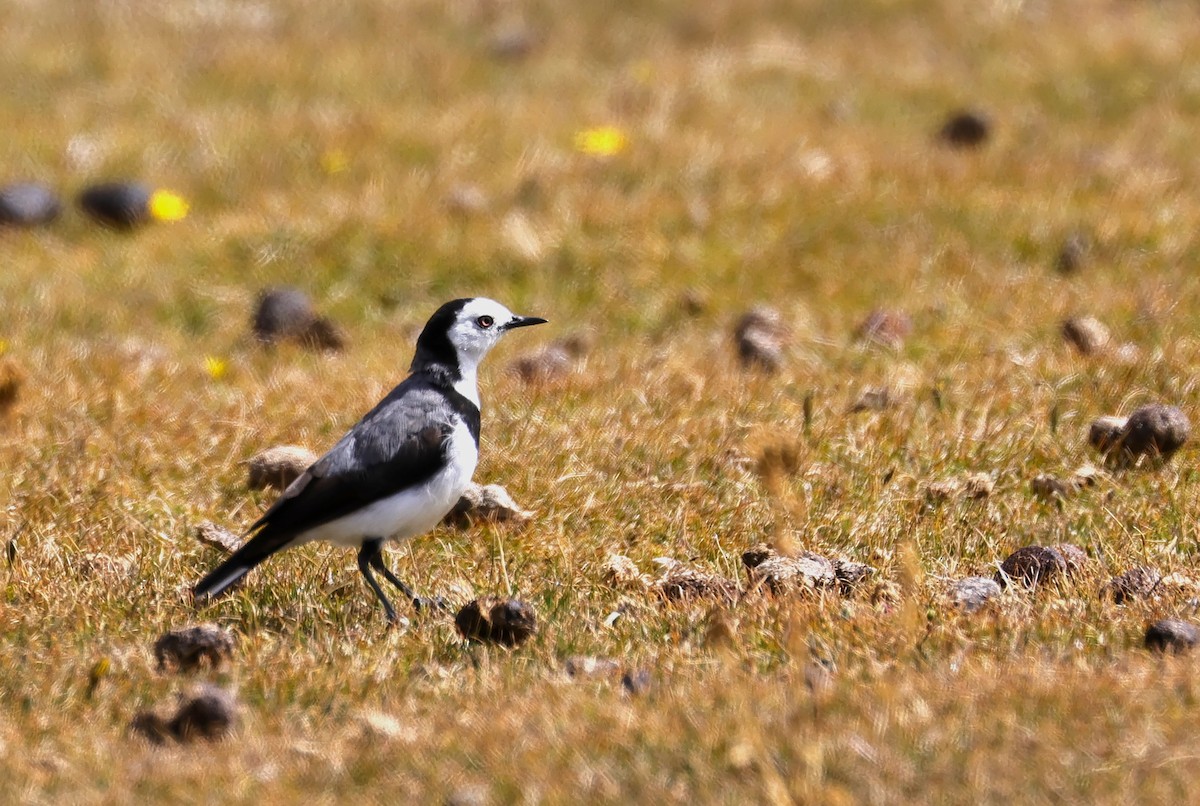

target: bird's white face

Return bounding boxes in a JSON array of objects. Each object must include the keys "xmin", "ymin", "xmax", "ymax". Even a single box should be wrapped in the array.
[{"xmin": 448, "ymin": 298, "xmax": 540, "ymax": 367}]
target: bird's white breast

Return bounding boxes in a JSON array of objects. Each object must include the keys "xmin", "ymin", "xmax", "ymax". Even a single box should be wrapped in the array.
[{"xmin": 298, "ymin": 420, "xmax": 479, "ymax": 547}]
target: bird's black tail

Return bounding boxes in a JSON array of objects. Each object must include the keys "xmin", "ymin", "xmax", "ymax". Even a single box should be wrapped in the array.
[{"xmin": 193, "ymin": 533, "xmax": 290, "ymax": 602}]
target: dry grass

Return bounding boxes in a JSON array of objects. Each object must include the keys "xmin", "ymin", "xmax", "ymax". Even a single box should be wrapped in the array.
[{"xmin": 5, "ymin": 0, "xmax": 1200, "ymax": 801}]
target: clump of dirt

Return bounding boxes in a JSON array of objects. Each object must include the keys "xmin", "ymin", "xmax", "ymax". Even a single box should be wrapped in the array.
[
  {"xmin": 252, "ymin": 286, "xmax": 346, "ymax": 351},
  {"xmin": 1145, "ymin": 619, "xmax": 1199, "ymax": 655},
  {"xmin": 443, "ymin": 482, "xmax": 534, "ymax": 526},
  {"xmin": 131, "ymin": 685, "xmax": 239, "ymax": 744},
  {"xmin": 937, "ymin": 110, "xmax": 991, "ymax": 148},
  {"xmin": 154, "ymin": 624, "xmax": 235, "ymax": 672},
  {"xmin": 994, "ymin": 546, "xmax": 1068, "ymax": 589},
  {"xmin": 455, "ymin": 596, "xmax": 538, "ymax": 647},
  {"xmin": 246, "ymin": 445, "xmax": 316, "ymax": 491},
  {"xmin": 1103, "ymin": 566, "xmax": 1163, "ymax": 604},
  {"xmin": 194, "ymin": 522, "xmax": 242, "ymax": 555},
  {"xmin": 1088, "ymin": 405, "xmax": 1190, "ymax": 467}
]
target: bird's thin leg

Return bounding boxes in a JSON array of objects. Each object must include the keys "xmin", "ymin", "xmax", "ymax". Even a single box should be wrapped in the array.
[
  {"xmin": 357, "ymin": 539, "xmax": 398, "ymax": 624},
  {"xmin": 368, "ymin": 548, "xmax": 446, "ymax": 612}
]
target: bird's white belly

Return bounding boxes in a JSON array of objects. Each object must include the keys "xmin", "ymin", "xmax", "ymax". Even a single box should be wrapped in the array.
[{"xmin": 299, "ymin": 423, "xmax": 478, "ymax": 547}]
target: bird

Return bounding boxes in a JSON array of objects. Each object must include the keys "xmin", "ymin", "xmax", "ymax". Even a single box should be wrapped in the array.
[{"xmin": 193, "ymin": 297, "xmax": 547, "ymax": 623}]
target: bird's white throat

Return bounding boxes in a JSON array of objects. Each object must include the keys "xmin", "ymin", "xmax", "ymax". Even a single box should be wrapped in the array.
[{"xmin": 452, "ymin": 364, "xmax": 481, "ymax": 408}]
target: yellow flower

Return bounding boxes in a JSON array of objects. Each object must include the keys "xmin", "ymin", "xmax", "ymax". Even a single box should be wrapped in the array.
[
  {"xmin": 320, "ymin": 149, "xmax": 349, "ymax": 175},
  {"xmin": 574, "ymin": 126, "xmax": 627, "ymax": 157},
  {"xmin": 0, "ymin": 339, "xmax": 8, "ymax": 356},
  {"xmin": 204, "ymin": 356, "xmax": 228, "ymax": 381},
  {"xmin": 149, "ymin": 190, "xmax": 189, "ymax": 222}
]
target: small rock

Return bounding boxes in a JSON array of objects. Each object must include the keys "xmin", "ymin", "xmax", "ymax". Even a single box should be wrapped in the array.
[
  {"xmin": 444, "ymin": 183, "xmax": 490, "ymax": 217},
  {"xmin": 154, "ymin": 624, "xmax": 236, "ymax": 672},
  {"xmin": 849, "ymin": 386, "xmax": 891, "ymax": 413},
  {"xmin": 952, "ymin": 576, "xmax": 1002, "ymax": 612},
  {"xmin": 741, "ymin": 544, "xmax": 776, "ymax": 570},
  {"xmin": 651, "ymin": 558, "xmax": 738, "ymax": 604},
  {"xmin": 252, "ymin": 286, "xmax": 313, "ymax": 340},
  {"xmin": 602, "ymin": 554, "xmax": 647, "ymax": 588},
  {"xmin": 1054, "ymin": 544, "xmax": 1088, "ymax": 575},
  {"xmin": 442, "ymin": 482, "xmax": 534, "ymax": 526},
  {"xmin": 356, "ymin": 711, "xmax": 408, "ymax": 742},
  {"xmin": 564, "ymin": 656, "xmax": 621, "ymax": 679},
  {"xmin": 455, "ymin": 596, "xmax": 538, "ymax": 647},
  {"xmin": 994, "ymin": 545, "xmax": 1067, "ymax": 589},
  {"xmin": 246, "ymin": 445, "xmax": 316, "ymax": 491},
  {"xmin": 854, "ymin": 308, "xmax": 912, "ymax": 350},
  {"xmin": 77, "ymin": 181, "xmax": 152, "ymax": 229},
  {"xmin": 1088, "ymin": 416, "xmax": 1128, "ymax": 455},
  {"xmin": 1061, "ymin": 316, "xmax": 1110, "ymax": 356},
  {"xmin": 832, "ymin": 559, "xmax": 875, "ymax": 594},
  {"xmin": 1145, "ymin": 619, "xmax": 1200, "ymax": 654},
  {"xmin": 169, "ymin": 686, "xmax": 239, "ymax": 741},
  {"xmin": 1056, "ymin": 231, "xmax": 1091, "ymax": 274},
  {"xmin": 742, "ymin": 545, "xmax": 836, "ymax": 596},
  {"xmin": 1121, "ymin": 405, "xmax": 1189, "ymax": 461},
  {"xmin": 0, "ymin": 359, "xmax": 23, "ymax": 419},
  {"xmin": 0, "ymin": 182, "xmax": 61, "ymax": 226},
  {"xmin": 194, "ymin": 521, "xmax": 242, "ymax": 555},
  {"xmin": 132, "ymin": 685, "xmax": 239, "ymax": 744},
  {"xmin": 733, "ymin": 306, "xmax": 786, "ymax": 372},
  {"xmin": 925, "ymin": 472, "xmax": 992, "ymax": 503},
  {"xmin": 962, "ymin": 473, "xmax": 995, "ymax": 499},
  {"xmin": 489, "ymin": 22, "xmax": 537, "ymax": 61},
  {"xmin": 937, "ymin": 110, "xmax": 991, "ymax": 148},
  {"xmin": 1159, "ymin": 572, "xmax": 1200, "ymax": 597},
  {"xmin": 1104, "ymin": 566, "xmax": 1163, "ymax": 604},
  {"xmin": 251, "ymin": 286, "xmax": 345, "ymax": 352},
  {"xmin": 621, "ymin": 668, "xmax": 653, "ymax": 696},
  {"xmin": 1111, "ymin": 342, "xmax": 1142, "ymax": 365},
  {"xmin": 1031, "ymin": 464, "xmax": 1100, "ymax": 499},
  {"xmin": 446, "ymin": 785, "xmax": 491, "ymax": 806}
]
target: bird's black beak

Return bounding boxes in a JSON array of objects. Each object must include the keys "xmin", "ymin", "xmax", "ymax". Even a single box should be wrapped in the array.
[{"xmin": 502, "ymin": 315, "xmax": 548, "ymax": 331}]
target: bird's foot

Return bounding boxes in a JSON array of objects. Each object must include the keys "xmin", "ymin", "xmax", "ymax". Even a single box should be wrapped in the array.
[{"xmin": 412, "ymin": 596, "xmax": 450, "ymax": 613}]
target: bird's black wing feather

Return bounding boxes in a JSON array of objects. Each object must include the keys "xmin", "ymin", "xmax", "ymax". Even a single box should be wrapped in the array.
[{"xmin": 193, "ymin": 378, "xmax": 480, "ymax": 601}]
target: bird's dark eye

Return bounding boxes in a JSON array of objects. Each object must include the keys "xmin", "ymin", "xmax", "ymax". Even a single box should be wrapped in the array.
[{"xmin": 476, "ymin": 315, "xmax": 494, "ymax": 329}]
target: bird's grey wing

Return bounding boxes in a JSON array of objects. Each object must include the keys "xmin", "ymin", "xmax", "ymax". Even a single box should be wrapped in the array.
[{"xmin": 246, "ymin": 385, "xmax": 457, "ymax": 539}]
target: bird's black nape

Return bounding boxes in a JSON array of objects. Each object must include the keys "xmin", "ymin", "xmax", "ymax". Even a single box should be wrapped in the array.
[{"xmin": 409, "ymin": 298, "xmax": 471, "ymax": 378}]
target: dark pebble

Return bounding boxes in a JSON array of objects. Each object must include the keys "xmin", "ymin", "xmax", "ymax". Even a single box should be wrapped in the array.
[
  {"xmin": 252, "ymin": 286, "xmax": 346, "ymax": 351},
  {"xmin": 78, "ymin": 182, "xmax": 151, "ymax": 229},
  {"xmin": 1056, "ymin": 231, "xmax": 1090, "ymax": 274},
  {"xmin": 953, "ymin": 576, "xmax": 1002, "ymax": 612},
  {"xmin": 621, "ymin": 668, "xmax": 653, "ymax": 696},
  {"xmin": 1145, "ymin": 619, "xmax": 1199, "ymax": 654},
  {"xmin": 153, "ymin": 624, "xmax": 235, "ymax": 672},
  {"xmin": 0, "ymin": 182, "xmax": 61, "ymax": 226},
  {"xmin": 1121, "ymin": 405, "xmax": 1189, "ymax": 460},
  {"xmin": 132, "ymin": 685, "xmax": 238, "ymax": 744},
  {"xmin": 455, "ymin": 596, "xmax": 538, "ymax": 647},
  {"xmin": 938, "ymin": 110, "xmax": 991, "ymax": 148},
  {"xmin": 1088, "ymin": 416, "xmax": 1128, "ymax": 455},
  {"xmin": 994, "ymin": 545, "xmax": 1067, "ymax": 589},
  {"xmin": 1105, "ymin": 566, "xmax": 1163, "ymax": 604}
]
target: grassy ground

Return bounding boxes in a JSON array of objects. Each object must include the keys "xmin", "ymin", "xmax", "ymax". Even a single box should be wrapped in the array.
[{"xmin": 5, "ymin": 0, "xmax": 1200, "ymax": 801}]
